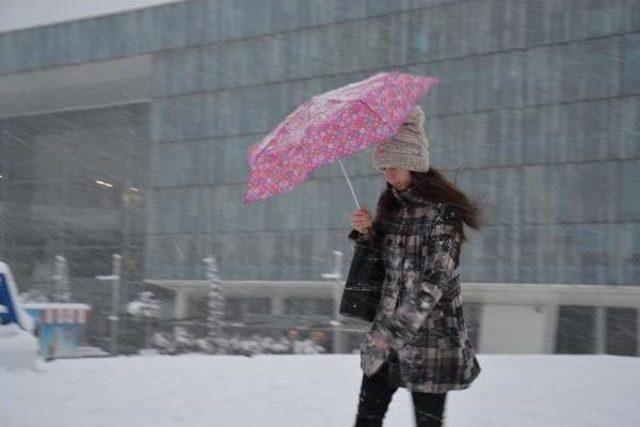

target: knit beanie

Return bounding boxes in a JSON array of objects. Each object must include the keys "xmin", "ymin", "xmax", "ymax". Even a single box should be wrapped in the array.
[{"xmin": 372, "ymin": 105, "xmax": 430, "ymax": 172}]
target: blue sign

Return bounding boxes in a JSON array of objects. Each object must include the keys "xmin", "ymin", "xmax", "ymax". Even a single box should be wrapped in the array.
[{"xmin": 0, "ymin": 272, "xmax": 19, "ymax": 325}]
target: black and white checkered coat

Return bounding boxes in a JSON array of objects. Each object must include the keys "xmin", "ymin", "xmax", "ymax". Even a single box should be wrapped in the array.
[{"xmin": 348, "ymin": 185, "xmax": 482, "ymax": 393}]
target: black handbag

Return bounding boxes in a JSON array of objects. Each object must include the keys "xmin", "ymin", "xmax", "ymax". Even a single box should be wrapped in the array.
[{"xmin": 339, "ymin": 232, "xmax": 386, "ymax": 322}]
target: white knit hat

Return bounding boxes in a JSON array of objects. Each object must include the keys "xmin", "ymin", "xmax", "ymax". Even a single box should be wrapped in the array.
[{"xmin": 372, "ymin": 105, "xmax": 430, "ymax": 172}]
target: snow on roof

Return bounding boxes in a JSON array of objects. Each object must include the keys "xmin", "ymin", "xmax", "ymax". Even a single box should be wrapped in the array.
[{"xmin": 22, "ymin": 303, "xmax": 91, "ymax": 310}]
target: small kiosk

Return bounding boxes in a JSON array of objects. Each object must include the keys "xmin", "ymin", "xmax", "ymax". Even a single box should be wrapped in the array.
[{"xmin": 23, "ymin": 303, "xmax": 91, "ymax": 358}]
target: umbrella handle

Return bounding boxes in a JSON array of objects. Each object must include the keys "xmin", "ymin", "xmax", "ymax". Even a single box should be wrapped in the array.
[{"xmin": 337, "ymin": 159, "xmax": 361, "ymax": 210}]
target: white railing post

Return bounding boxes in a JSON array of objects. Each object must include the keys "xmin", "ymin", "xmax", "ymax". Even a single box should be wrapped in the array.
[
  {"xmin": 322, "ymin": 250, "xmax": 344, "ymax": 354},
  {"xmin": 95, "ymin": 253, "xmax": 122, "ymax": 356},
  {"xmin": 594, "ymin": 306, "xmax": 607, "ymax": 354}
]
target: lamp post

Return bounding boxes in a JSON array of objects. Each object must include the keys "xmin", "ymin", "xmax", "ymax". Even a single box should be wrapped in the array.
[{"xmin": 96, "ymin": 253, "xmax": 122, "ymax": 356}]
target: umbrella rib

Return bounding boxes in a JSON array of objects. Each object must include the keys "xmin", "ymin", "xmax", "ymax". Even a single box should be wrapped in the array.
[{"xmin": 337, "ymin": 158, "xmax": 361, "ymax": 210}]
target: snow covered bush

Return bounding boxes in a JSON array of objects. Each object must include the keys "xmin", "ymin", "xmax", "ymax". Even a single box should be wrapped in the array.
[
  {"xmin": 127, "ymin": 291, "xmax": 161, "ymax": 350},
  {"xmin": 291, "ymin": 339, "xmax": 326, "ymax": 355},
  {"xmin": 150, "ymin": 330, "xmax": 326, "ymax": 356}
]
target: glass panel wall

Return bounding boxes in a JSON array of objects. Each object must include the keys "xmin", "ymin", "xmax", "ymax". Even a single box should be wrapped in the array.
[{"xmin": 0, "ymin": 104, "xmax": 150, "ymax": 303}]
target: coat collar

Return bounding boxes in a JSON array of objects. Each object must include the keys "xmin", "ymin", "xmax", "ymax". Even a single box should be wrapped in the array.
[{"xmin": 391, "ymin": 184, "xmax": 431, "ymax": 206}]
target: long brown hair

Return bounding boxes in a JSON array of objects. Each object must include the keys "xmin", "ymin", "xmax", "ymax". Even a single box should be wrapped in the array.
[{"xmin": 374, "ymin": 167, "xmax": 483, "ymax": 244}]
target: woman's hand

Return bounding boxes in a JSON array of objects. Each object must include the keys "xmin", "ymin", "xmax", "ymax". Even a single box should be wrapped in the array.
[
  {"xmin": 372, "ymin": 332, "xmax": 389, "ymax": 351},
  {"xmin": 351, "ymin": 205, "xmax": 372, "ymax": 234}
]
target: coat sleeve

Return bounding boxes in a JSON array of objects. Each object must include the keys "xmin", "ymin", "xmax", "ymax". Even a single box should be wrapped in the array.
[
  {"xmin": 347, "ymin": 218, "xmax": 382, "ymax": 249},
  {"xmin": 376, "ymin": 213, "xmax": 462, "ymax": 352}
]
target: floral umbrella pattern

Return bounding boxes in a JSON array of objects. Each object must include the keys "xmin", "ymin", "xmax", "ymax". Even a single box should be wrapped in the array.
[{"xmin": 244, "ymin": 71, "xmax": 439, "ymax": 204}]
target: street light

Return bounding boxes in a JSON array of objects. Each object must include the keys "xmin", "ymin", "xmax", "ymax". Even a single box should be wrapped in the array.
[{"xmin": 96, "ymin": 254, "xmax": 122, "ymax": 356}]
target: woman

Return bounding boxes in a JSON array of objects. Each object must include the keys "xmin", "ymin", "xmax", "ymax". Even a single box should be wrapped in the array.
[{"xmin": 348, "ymin": 105, "xmax": 483, "ymax": 426}]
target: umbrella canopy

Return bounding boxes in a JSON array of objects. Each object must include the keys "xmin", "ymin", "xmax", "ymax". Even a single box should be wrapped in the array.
[{"xmin": 243, "ymin": 71, "xmax": 439, "ymax": 205}]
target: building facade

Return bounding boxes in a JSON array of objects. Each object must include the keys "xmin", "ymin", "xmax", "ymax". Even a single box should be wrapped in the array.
[{"xmin": 0, "ymin": 0, "xmax": 639, "ymax": 354}]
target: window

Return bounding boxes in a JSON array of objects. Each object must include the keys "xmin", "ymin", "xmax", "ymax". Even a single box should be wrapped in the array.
[
  {"xmin": 245, "ymin": 297, "xmax": 271, "ymax": 314},
  {"xmin": 224, "ymin": 298, "xmax": 242, "ymax": 320},
  {"xmin": 555, "ymin": 305, "xmax": 596, "ymax": 354},
  {"xmin": 555, "ymin": 305, "xmax": 638, "ymax": 355},
  {"xmin": 284, "ymin": 298, "xmax": 333, "ymax": 317},
  {"xmin": 606, "ymin": 307, "xmax": 638, "ymax": 356}
]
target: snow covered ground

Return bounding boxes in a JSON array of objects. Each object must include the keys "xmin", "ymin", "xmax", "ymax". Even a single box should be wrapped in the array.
[
  {"xmin": 0, "ymin": 324, "xmax": 39, "ymax": 371},
  {"xmin": 2, "ymin": 353, "xmax": 639, "ymax": 427}
]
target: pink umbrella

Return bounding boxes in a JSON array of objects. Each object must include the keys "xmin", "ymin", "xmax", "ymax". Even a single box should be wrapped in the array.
[{"xmin": 243, "ymin": 71, "xmax": 439, "ymax": 207}]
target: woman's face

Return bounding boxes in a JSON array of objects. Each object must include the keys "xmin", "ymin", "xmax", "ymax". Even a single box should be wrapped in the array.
[{"xmin": 381, "ymin": 166, "xmax": 412, "ymax": 191}]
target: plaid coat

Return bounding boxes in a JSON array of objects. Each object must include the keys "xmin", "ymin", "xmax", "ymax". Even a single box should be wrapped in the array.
[{"xmin": 348, "ymin": 185, "xmax": 481, "ymax": 393}]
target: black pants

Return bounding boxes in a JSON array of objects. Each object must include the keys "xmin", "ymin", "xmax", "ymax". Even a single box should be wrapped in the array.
[{"xmin": 354, "ymin": 357, "xmax": 447, "ymax": 427}]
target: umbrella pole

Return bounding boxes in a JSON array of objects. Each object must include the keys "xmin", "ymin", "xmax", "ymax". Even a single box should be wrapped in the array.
[{"xmin": 337, "ymin": 159, "xmax": 361, "ymax": 210}]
